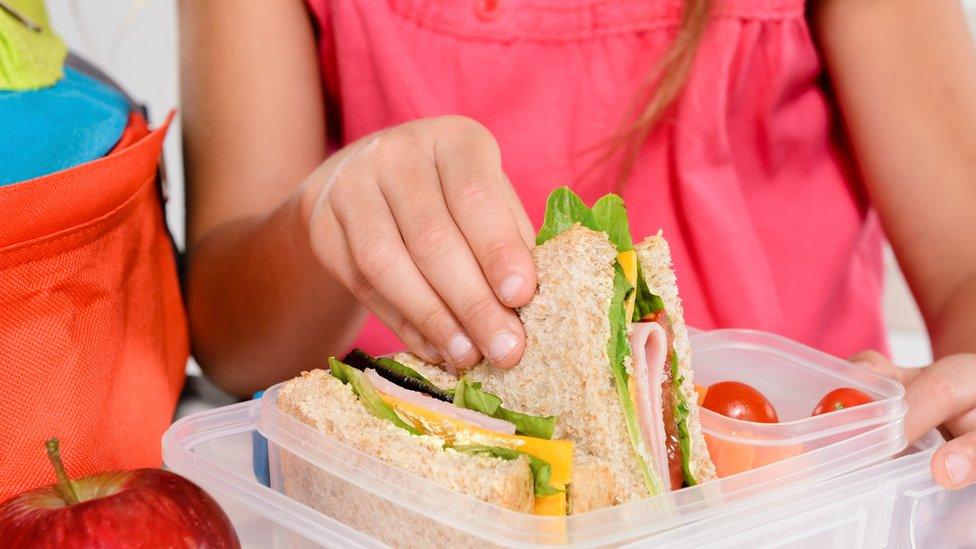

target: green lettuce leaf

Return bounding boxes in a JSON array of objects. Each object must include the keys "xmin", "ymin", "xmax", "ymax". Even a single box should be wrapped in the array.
[
  {"xmin": 527, "ymin": 455, "xmax": 560, "ymax": 497},
  {"xmin": 376, "ymin": 356, "xmax": 425, "ymax": 381},
  {"xmin": 590, "ymin": 193, "xmax": 634, "ymax": 253},
  {"xmin": 493, "ymin": 407, "xmax": 557, "ymax": 441},
  {"xmin": 538, "ymin": 187, "xmax": 636, "ymax": 253},
  {"xmin": 452, "ymin": 445, "xmax": 561, "ymax": 497},
  {"xmin": 535, "ymin": 187, "xmax": 670, "ymax": 494},
  {"xmin": 537, "ymin": 188, "xmax": 664, "ymax": 324},
  {"xmin": 453, "ymin": 379, "xmax": 502, "ymax": 414},
  {"xmin": 453, "ymin": 443, "xmax": 520, "ymax": 460},
  {"xmin": 536, "ymin": 187, "xmax": 598, "ymax": 246},
  {"xmin": 453, "ymin": 379, "xmax": 557, "ymax": 439},
  {"xmin": 328, "ymin": 357, "xmax": 420, "ymax": 435},
  {"xmin": 608, "ymin": 265, "xmax": 664, "ymax": 496},
  {"xmin": 632, "ymin": 262, "xmax": 665, "ymax": 322},
  {"xmin": 670, "ymin": 351, "xmax": 697, "ymax": 486}
]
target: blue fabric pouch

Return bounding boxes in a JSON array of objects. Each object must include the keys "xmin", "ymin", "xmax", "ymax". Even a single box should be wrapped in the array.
[{"xmin": 0, "ymin": 66, "xmax": 129, "ymax": 186}]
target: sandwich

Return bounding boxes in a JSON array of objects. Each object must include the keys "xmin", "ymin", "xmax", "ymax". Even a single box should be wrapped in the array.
[
  {"xmin": 277, "ymin": 351, "xmax": 574, "ymax": 516},
  {"xmin": 276, "ymin": 187, "xmax": 715, "ymax": 518},
  {"xmin": 440, "ymin": 186, "xmax": 718, "ymax": 504}
]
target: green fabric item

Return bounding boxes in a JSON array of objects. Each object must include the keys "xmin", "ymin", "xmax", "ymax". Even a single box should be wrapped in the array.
[{"xmin": 0, "ymin": 0, "xmax": 66, "ymax": 90}]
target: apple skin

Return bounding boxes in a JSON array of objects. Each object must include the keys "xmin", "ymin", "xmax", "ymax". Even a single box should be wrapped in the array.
[{"xmin": 0, "ymin": 468, "xmax": 239, "ymax": 548}]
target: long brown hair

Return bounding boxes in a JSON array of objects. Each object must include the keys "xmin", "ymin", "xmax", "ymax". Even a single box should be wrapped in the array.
[{"xmin": 585, "ymin": 0, "xmax": 714, "ymax": 188}]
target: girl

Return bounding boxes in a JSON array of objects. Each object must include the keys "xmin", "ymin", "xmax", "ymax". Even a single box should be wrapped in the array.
[{"xmin": 179, "ymin": 1, "xmax": 976, "ymax": 490}]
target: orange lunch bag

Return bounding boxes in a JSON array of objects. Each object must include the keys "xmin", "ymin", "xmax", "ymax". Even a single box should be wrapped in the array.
[{"xmin": 0, "ymin": 110, "xmax": 188, "ymax": 500}]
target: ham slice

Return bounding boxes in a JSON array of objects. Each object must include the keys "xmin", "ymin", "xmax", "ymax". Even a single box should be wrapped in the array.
[
  {"xmin": 364, "ymin": 369, "xmax": 517, "ymax": 435},
  {"xmin": 630, "ymin": 322, "xmax": 672, "ymax": 492}
]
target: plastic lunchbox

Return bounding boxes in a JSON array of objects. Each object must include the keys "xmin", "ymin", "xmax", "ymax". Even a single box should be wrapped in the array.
[
  {"xmin": 164, "ymin": 329, "xmax": 928, "ymax": 547},
  {"xmin": 693, "ymin": 330, "xmax": 907, "ymax": 478},
  {"xmin": 635, "ymin": 429, "xmax": 971, "ymax": 548}
]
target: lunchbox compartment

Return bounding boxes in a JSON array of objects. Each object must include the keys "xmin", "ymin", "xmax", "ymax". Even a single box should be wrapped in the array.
[
  {"xmin": 163, "ymin": 328, "xmax": 915, "ymax": 547},
  {"xmin": 259, "ymin": 392, "xmax": 904, "ymax": 547},
  {"xmin": 693, "ymin": 330, "xmax": 906, "ymax": 477},
  {"xmin": 632, "ymin": 430, "xmax": 964, "ymax": 549},
  {"xmin": 694, "ymin": 330, "xmax": 902, "ymax": 422},
  {"xmin": 162, "ymin": 402, "xmax": 383, "ymax": 548}
]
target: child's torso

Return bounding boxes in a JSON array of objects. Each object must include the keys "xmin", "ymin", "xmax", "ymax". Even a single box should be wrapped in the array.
[{"xmin": 306, "ymin": 0, "xmax": 886, "ymax": 359}]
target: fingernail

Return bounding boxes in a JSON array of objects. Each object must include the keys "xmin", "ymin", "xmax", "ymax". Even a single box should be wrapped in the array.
[
  {"xmin": 424, "ymin": 343, "xmax": 442, "ymax": 362},
  {"xmin": 489, "ymin": 331, "xmax": 518, "ymax": 362},
  {"xmin": 499, "ymin": 274, "xmax": 525, "ymax": 304},
  {"xmin": 946, "ymin": 453, "xmax": 970, "ymax": 487},
  {"xmin": 447, "ymin": 334, "xmax": 473, "ymax": 363}
]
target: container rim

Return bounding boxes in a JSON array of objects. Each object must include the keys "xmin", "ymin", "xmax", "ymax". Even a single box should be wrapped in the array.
[
  {"xmin": 693, "ymin": 329, "xmax": 906, "ymax": 438},
  {"xmin": 162, "ymin": 401, "xmax": 384, "ymax": 548},
  {"xmin": 257, "ymin": 379, "xmax": 908, "ymax": 546}
]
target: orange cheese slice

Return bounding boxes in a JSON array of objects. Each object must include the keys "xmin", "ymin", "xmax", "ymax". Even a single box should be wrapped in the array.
[{"xmin": 379, "ymin": 393, "xmax": 573, "ymax": 515}]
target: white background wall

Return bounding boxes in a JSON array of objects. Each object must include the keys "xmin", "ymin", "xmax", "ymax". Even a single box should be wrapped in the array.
[{"xmin": 47, "ymin": 0, "xmax": 976, "ymax": 367}]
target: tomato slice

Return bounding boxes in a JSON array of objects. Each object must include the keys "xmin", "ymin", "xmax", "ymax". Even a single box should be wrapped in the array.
[
  {"xmin": 811, "ymin": 388, "xmax": 873, "ymax": 416},
  {"xmin": 702, "ymin": 381, "xmax": 779, "ymax": 423}
]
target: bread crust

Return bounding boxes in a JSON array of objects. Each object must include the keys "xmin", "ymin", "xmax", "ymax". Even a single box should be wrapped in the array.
[
  {"xmin": 636, "ymin": 233, "xmax": 717, "ymax": 484},
  {"xmin": 276, "ymin": 369, "xmax": 535, "ymax": 512},
  {"xmin": 338, "ymin": 225, "xmax": 716, "ymax": 516},
  {"xmin": 567, "ymin": 454, "xmax": 615, "ymax": 514},
  {"xmin": 459, "ymin": 225, "xmax": 650, "ymax": 504}
]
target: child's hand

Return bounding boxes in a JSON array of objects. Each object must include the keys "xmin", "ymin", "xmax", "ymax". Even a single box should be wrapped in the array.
[
  {"xmin": 300, "ymin": 116, "xmax": 537, "ymax": 370},
  {"xmin": 852, "ymin": 351, "xmax": 976, "ymax": 490}
]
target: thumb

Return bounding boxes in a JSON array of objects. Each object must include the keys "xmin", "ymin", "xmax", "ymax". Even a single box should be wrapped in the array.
[{"xmin": 849, "ymin": 349, "xmax": 920, "ymax": 385}]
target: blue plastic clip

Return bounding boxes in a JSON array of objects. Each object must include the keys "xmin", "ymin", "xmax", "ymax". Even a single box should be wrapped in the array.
[{"xmin": 251, "ymin": 390, "xmax": 271, "ymax": 487}]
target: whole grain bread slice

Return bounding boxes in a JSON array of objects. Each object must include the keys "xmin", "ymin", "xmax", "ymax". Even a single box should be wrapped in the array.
[
  {"xmin": 461, "ymin": 226, "xmax": 648, "ymax": 504},
  {"xmin": 276, "ymin": 369, "xmax": 535, "ymax": 512},
  {"xmin": 404, "ymin": 225, "xmax": 650, "ymax": 506},
  {"xmin": 390, "ymin": 226, "xmax": 718, "ymax": 508},
  {"xmin": 636, "ymin": 232, "xmax": 717, "ymax": 484}
]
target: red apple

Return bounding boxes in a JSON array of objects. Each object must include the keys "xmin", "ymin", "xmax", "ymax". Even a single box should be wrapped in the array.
[{"xmin": 0, "ymin": 438, "xmax": 239, "ymax": 548}]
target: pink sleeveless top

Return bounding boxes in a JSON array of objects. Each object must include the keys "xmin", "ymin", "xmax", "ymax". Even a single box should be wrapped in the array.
[{"xmin": 305, "ymin": 0, "xmax": 886, "ymax": 359}]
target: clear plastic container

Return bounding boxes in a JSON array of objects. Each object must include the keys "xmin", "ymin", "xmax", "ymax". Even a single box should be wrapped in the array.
[
  {"xmin": 632, "ymin": 429, "xmax": 976, "ymax": 548},
  {"xmin": 163, "ymin": 401, "xmax": 384, "ymax": 548},
  {"xmin": 693, "ymin": 330, "xmax": 908, "ymax": 477},
  {"xmin": 163, "ymin": 406, "xmax": 973, "ymax": 548},
  {"xmin": 163, "ymin": 329, "xmax": 915, "ymax": 547}
]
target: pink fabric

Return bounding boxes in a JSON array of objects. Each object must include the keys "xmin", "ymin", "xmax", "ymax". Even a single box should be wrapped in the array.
[{"xmin": 306, "ymin": 0, "xmax": 887, "ymax": 359}]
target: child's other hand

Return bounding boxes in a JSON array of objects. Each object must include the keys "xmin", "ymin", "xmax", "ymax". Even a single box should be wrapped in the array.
[
  {"xmin": 852, "ymin": 350, "xmax": 976, "ymax": 490},
  {"xmin": 300, "ymin": 116, "xmax": 536, "ymax": 370}
]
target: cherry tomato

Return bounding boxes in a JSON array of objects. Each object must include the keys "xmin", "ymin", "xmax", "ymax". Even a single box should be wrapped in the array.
[
  {"xmin": 702, "ymin": 381, "xmax": 779, "ymax": 423},
  {"xmin": 694, "ymin": 384, "xmax": 708, "ymax": 407},
  {"xmin": 811, "ymin": 388, "xmax": 873, "ymax": 416}
]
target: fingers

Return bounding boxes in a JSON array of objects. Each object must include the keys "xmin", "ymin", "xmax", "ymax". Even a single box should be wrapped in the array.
[
  {"xmin": 946, "ymin": 406, "xmax": 976, "ymax": 444},
  {"xmin": 375, "ymin": 126, "xmax": 526, "ymax": 368},
  {"xmin": 327, "ymin": 160, "xmax": 477, "ymax": 366},
  {"xmin": 855, "ymin": 351, "xmax": 976, "ymax": 489},
  {"xmin": 499, "ymin": 172, "xmax": 536, "ymax": 248},
  {"xmin": 849, "ymin": 349, "xmax": 919, "ymax": 385},
  {"xmin": 432, "ymin": 116, "xmax": 537, "ymax": 309},
  {"xmin": 306, "ymin": 192, "xmax": 442, "ymax": 364},
  {"xmin": 903, "ymin": 354, "xmax": 976, "ymax": 442},
  {"xmin": 307, "ymin": 117, "xmax": 533, "ymax": 370},
  {"xmin": 851, "ymin": 351, "xmax": 976, "ymax": 489},
  {"xmin": 932, "ymin": 429, "xmax": 976, "ymax": 489}
]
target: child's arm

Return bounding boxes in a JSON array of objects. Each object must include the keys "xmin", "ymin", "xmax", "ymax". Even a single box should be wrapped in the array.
[
  {"xmin": 179, "ymin": 0, "xmax": 338, "ymax": 395},
  {"xmin": 179, "ymin": 1, "xmax": 535, "ymax": 396},
  {"xmin": 813, "ymin": 0, "xmax": 976, "ymax": 488}
]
